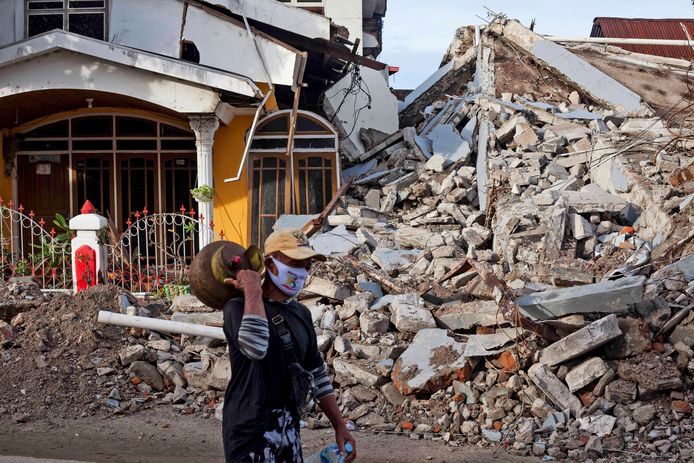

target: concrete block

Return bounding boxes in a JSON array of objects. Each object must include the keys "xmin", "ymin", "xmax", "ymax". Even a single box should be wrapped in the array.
[
  {"xmin": 434, "ymin": 300, "xmax": 505, "ymax": 331},
  {"xmin": 570, "ymin": 213, "xmax": 593, "ymax": 240},
  {"xmin": 390, "ymin": 297, "xmax": 436, "ymax": 333},
  {"xmin": 565, "ymin": 357, "xmax": 608, "ymax": 392},
  {"xmin": 428, "ymin": 124, "xmax": 472, "ymax": 165},
  {"xmin": 517, "ymin": 276, "xmax": 646, "ymax": 320},
  {"xmin": 310, "ymin": 225, "xmax": 359, "ymax": 257},
  {"xmin": 528, "ymin": 363, "xmax": 582, "ymax": 416},
  {"xmin": 539, "ymin": 314, "xmax": 623, "ymax": 366},
  {"xmin": 303, "ymin": 277, "xmax": 352, "ymax": 301},
  {"xmin": 371, "ymin": 248, "xmax": 422, "ymax": 274},
  {"xmin": 392, "ymin": 328, "xmax": 473, "ymax": 395},
  {"xmin": 559, "ymin": 184, "xmax": 628, "ymax": 214},
  {"xmin": 394, "ymin": 226, "xmax": 445, "ymax": 249}
]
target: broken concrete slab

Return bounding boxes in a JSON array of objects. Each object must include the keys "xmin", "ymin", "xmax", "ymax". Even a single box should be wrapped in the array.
[
  {"xmin": 394, "ymin": 226, "xmax": 445, "ymax": 249},
  {"xmin": 303, "ymin": 277, "xmax": 352, "ymax": 301},
  {"xmin": 617, "ymin": 352, "xmax": 683, "ymax": 399},
  {"xmin": 390, "ymin": 296, "xmax": 437, "ymax": 333},
  {"xmin": 559, "ymin": 183, "xmax": 629, "ymax": 214},
  {"xmin": 462, "ymin": 329, "xmax": 524, "ymax": 357},
  {"xmin": 604, "ymin": 317, "xmax": 651, "ymax": 359},
  {"xmin": 309, "ymin": 225, "xmax": 360, "ymax": 257},
  {"xmin": 428, "ymin": 124, "xmax": 472, "ymax": 165},
  {"xmin": 565, "ymin": 357, "xmax": 608, "ymax": 393},
  {"xmin": 492, "ymin": 20, "xmax": 643, "ymax": 114},
  {"xmin": 517, "ymin": 276, "xmax": 646, "ymax": 320},
  {"xmin": 434, "ymin": 300, "xmax": 506, "ymax": 330},
  {"xmin": 371, "ymin": 248, "xmax": 423, "ymax": 274},
  {"xmin": 392, "ymin": 328, "xmax": 474, "ymax": 395},
  {"xmin": 333, "ymin": 358, "xmax": 388, "ymax": 388},
  {"xmin": 528, "ymin": 363, "xmax": 582, "ymax": 416},
  {"xmin": 539, "ymin": 314, "xmax": 623, "ymax": 367},
  {"xmin": 273, "ymin": 214, "xmax": 319, "ymax": 231},
  {"xmin": 604, "ymin": 378, "xmax": 637, "ymax": 404},
  {"xmin": 579, "ymin": 415, "xmax": 616, "ymax": 437}
]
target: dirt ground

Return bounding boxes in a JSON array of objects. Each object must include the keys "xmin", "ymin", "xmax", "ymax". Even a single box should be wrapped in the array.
[{"xmin": 0, "ymin": 408, "xmax": 537, "ymax": 463}]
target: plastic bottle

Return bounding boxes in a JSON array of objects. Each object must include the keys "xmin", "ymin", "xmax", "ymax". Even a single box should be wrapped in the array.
[{"xmin": 304, "ymin": 442, "xmax": 354, "ymax": 463}]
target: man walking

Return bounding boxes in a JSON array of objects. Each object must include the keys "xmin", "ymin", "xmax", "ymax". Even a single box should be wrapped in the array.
[{"xmin": 222, "ymin": 229, "xmax": 356, "ymax": 463}]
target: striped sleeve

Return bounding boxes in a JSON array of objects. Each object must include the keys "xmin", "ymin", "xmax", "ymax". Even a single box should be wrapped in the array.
[
  {"xmin": 310, "ymin": 362, "xmax": 335, "ymax": 400},
  {"xmin": 237, "ymin": 315, "xmax": 269, "ymax": 360}
]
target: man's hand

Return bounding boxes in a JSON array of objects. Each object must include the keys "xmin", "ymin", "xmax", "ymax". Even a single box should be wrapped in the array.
[
  {"xmin": 224, "ymin": 270, "xmax": 263, "ymax": 297},
  {"xmin": 335, "ymin": 423, "xmax": 356, "ymax": 463}
]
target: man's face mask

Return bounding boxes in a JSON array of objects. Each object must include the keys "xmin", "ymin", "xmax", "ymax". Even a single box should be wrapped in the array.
[{"xmin": 268, "ymin": 257, "xmax": 309, "ymax": 298}]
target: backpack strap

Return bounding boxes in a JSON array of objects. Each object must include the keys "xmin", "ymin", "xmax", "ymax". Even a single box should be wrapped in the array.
[{"xmin": 264, "ymin": 302, "xmax": 300, "ymax": 364}]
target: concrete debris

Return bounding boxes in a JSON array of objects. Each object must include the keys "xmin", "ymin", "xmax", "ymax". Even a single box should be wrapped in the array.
[
  {"xmin": 517, "ymin": 277, "xmax": 646, "ymax": 320},
  {"xmin": 391, "ymin": 329, "xmax": 472, "ymax": 395},
  {"xmin": 527, "ymin": 363, "xmax": 582, "ymax": 416},
  {"xmin": 564, "ymin": 357, "xmax": 608, "ymax": 393},
  {"xmin": 539, "ymin": 314, "xmax": 623, "ymax": 366}
]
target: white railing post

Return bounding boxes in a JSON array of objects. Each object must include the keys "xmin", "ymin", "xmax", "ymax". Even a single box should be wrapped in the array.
[{"xmin": 69, "ymin": 200, "xmax": 108, "ymax": 294}]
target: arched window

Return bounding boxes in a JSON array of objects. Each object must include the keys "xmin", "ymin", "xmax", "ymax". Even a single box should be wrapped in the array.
[{"xmin": 248, "ymin": 110, "xmax": 340, "ymax": 247}]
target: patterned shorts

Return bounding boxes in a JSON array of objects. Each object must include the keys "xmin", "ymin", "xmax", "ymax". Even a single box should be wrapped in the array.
[{"xmin": 238, "ymin": 408, "xmax": 304, "ymax": 463}]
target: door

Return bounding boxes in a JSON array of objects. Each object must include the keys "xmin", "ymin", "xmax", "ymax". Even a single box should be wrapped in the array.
[
  {"xmin": 17, "ymin": 154, "xmax": 70, "ymax": 224},
  {"xmin": 117, "ymin": 154, "xmax": 158, "ymax": 227},
  {"xmin": 73, "ymin": 154, "xmax": 113, "ymax": 219},
  {"xmin": 249, "ymin": 154, "xmax": 290, "ymax": 248}
]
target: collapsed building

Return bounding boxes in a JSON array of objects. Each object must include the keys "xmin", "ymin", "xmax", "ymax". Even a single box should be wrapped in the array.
[{"xmin": 1, "ymin": 14, "xmax": 694, "ymax": 463}]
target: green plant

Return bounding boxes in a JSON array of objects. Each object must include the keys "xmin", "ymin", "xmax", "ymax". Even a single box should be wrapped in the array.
[
  {"xmin": 52, "ymin": 213, "xmax": 73, "ymax": 244},
  {"xmin": 190, "ymin": 185, "xmax": 215, "ymax": 202}
]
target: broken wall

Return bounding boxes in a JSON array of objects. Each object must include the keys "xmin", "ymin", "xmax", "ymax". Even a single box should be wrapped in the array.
[{"xmin": 322, "ymin": 66, "xmax": 399, "ymax": 162}]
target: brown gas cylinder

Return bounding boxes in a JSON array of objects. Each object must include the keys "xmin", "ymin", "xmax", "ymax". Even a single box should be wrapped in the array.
[{"xmin": 188, "ymin": 241, "xmax": 265, "ymax": 310}]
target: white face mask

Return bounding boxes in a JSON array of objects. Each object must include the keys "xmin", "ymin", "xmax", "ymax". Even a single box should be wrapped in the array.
[{"xmin": 268, "ymin": 257, "xmax": 309, "ymax": 298}]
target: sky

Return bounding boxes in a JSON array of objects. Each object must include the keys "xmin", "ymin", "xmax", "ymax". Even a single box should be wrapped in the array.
[{"xmin": 380, "ymin": 0, "xmax": 694, "ymax": 89}]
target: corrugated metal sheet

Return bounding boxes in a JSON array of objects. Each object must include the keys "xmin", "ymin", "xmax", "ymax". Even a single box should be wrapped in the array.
[{"xmin": 591, "ymin": 17, "xmax": 694, "ymax": 60}]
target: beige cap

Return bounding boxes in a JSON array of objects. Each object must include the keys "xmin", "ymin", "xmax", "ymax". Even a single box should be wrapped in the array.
[{"xmin": 264, "ymin": 228, "xmax": 326, "ymax": 262}]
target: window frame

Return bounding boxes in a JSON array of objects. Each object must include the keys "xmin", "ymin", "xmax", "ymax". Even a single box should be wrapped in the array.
[
  {"xmin": 25, "ymin": 0, "xmax": 109, "ymax": 40},
  {"xmin": 17, "ymin": 114, "xmax": 196, "ymax": 229},
  {"xmin": 247, "ymin": 110, "xmax": 340, "ymax": 247}
]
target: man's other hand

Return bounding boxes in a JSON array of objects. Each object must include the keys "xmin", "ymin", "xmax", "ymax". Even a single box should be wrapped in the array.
[{"xmin": 335, "ymin": 423, "xmax": 356, "ymax": 463}]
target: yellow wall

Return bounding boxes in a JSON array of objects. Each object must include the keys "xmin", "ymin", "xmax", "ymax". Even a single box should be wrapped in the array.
[
  {"xmin": 212, "ymin": 85, "xmax": 278, "ymax": 247},
  {"xmin": 212, "ymin": 115, "xmax": 252, "ymax": 246}
]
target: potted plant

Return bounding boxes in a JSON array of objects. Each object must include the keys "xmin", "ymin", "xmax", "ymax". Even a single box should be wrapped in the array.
[{"xmin": 190, "ymin": 185, "xmax": 215, "ymax": 202}]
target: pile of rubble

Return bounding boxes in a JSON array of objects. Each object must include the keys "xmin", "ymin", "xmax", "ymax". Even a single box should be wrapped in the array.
[
  {"xmin": 292, "ymin": 16, "xmax": 694, "ymax": 461},
  {"xmin": 0, "ymin": 284, "xmax": 228, "ymax": 422}
]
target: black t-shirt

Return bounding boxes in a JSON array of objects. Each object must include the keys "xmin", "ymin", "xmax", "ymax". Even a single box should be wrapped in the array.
[{"xmin": 222, "ymin": 297, "xmax": 323, "ymax": 462}]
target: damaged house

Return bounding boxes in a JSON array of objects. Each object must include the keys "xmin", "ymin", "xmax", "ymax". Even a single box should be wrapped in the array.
[{"xmin": 0, "ymin": 0, "xmax": 392, "ymax": 251}]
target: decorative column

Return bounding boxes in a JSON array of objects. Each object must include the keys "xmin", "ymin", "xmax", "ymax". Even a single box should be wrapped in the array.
[
  {"xmin": 69, "ymin": 200, "xmax": 108, "ymax": 294},
  {"xmin": 189, "ymin": 115, "xmax": 220, "ymax": 249}
]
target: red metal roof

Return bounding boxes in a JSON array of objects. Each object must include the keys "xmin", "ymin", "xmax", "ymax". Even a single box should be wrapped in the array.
[{"xmin": 591, "ymin": 17, "xmax": 694, "ymax": 60}]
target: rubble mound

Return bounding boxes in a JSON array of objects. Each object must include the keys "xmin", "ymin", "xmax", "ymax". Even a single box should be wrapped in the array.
[{"xmin": 0, "ymin": 285, "xmax": 127, "ymax": 421}]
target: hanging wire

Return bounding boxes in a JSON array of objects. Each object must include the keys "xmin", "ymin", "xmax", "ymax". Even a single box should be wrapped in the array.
[{"xmin": 326, "ymin": 65, "xmax": 373, "ymax": 141}]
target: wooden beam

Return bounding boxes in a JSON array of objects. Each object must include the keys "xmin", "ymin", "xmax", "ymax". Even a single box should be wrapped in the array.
[{"xmin": 301, "ymin": 177, "xmax": 354, "ymax": 238}]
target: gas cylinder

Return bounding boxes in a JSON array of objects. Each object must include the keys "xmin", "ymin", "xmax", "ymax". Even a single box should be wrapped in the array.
[{"xmin": 188, "ymin": 241, "xmax": 265, "ymax": 310}]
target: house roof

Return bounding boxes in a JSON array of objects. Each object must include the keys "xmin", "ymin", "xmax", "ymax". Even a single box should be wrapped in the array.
[
  {"xmin": 0, "ymin": 30, "xmax": 262, "ymax": 99},
  {"xmin": 591, "ymin": 17, "xmax": 694, "ymax": 60}
]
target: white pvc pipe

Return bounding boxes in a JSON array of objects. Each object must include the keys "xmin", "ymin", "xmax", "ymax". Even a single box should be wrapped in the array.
[
  {"xmin": 97, "ymin": 311, "xmax": 226, "ymax": 341},
  {"xmin": 547, "ymin": 36, "xmax": 694, "ymax": 47}
]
